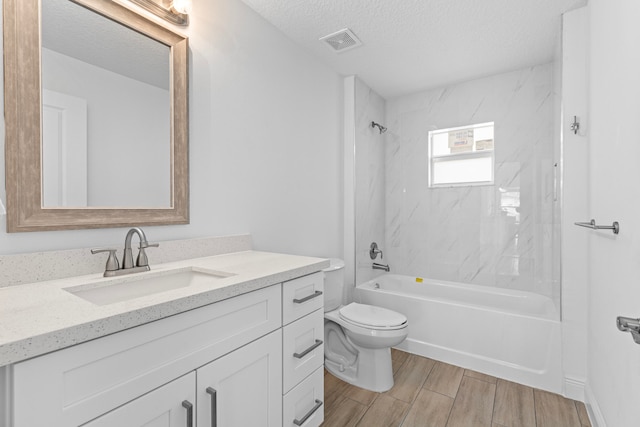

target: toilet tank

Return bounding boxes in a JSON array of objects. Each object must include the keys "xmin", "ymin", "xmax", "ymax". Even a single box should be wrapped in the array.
[{"xmin": 322, "ymin": 258, "xmax": 345, "ymax": 312}]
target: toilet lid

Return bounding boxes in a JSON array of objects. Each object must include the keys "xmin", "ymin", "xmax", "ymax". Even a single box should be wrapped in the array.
[{"xmin": 338, "ymin": 303, "xmax": 407, "ymax": 329}]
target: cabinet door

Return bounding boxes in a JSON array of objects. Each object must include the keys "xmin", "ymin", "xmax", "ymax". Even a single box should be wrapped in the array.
[
  {"xmin": 84, "ymin": 372, "xmax": 196, "ymax": 427},
  {"xmin": 197, "ymin": 330, "xmax": 282, "ymax": 427}
]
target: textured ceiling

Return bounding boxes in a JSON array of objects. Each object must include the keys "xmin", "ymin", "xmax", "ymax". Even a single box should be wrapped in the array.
[
  {"xmin": 239, "ymin": 0, "xmax": 587, "ymax": 98},
  {"xmin": 42, "ymin": 0, "xmax": 170, "ymax": 90}
]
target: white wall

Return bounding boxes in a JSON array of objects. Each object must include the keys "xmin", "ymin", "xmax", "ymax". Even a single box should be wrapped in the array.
[
  {"xmin": 0, "ymin": 0, "xmax": 344, "ymax": 259},
  {"xmin": 560, "ymin": 7, "xmax": 589, "ymax": 401},
  {"xmin": 586, "ymin": 1, "xmax": 640, "ymax": 426}
]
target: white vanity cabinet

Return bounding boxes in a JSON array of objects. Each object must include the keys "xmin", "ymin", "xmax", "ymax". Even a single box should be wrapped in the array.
[
  {"xmin": 9, "ymin": 283, "xmax": 284, "ymax": 427},
  {"xmin": 85, "ymin": 330, "xmax": 283, "ymax": 427},
  {"xmin": 196, "ymin": 330, "xmax": 282, "ymax": 427},
  {"xmin": 281, "ymin": 273, "xmax": 325, "ymax": 427},
  {"xmin": 82, "ymin": 372, "xmax": 197, "ymax": 427},
  {"xmin": 5, "ymin": 268, "xmax": 326, "ymax": 427}
]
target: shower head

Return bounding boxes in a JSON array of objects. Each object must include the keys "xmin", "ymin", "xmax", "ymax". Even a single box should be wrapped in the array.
[{"xmin": 371, "ymin": 121, "xmax": 387, "ymax": 134}]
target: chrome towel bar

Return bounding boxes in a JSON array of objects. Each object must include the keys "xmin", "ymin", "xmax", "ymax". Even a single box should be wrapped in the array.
[
  {"xmin": 617, "ymin": 316, "xmax": 640, "ymax": 344},
  {"xmin": 574, "ymin": 219, "xmax": 620, "ymax": 235}
]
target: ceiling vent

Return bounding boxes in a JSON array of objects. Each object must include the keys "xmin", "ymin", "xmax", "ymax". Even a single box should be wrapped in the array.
[{"xmin": 319, "ymin": 28, "xmax": 362, "ymax": 53}]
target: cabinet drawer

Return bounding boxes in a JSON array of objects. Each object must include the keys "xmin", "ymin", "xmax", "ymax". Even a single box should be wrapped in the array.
[
  {"xmin": 282, "ymin": 272, "xmax": 324, "ymax": 325},
  {"xmin": 11, "ymin": 285, "xmax": 281, "ymax": 427},
  {"xmin": 283, "ymin": 367, "xmax": 324, "ymax": 427},
  {"xmin": 283, "ymin": 309, "xmax": 324, "ymax": 393}
]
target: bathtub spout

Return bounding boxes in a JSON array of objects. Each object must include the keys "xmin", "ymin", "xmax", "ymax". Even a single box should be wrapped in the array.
[{"xmin": 372, "ymin": 263, "xmax": 390, "ymax": 272}]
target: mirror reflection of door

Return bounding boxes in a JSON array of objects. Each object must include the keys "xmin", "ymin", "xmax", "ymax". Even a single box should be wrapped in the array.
[
  {"xmin": 42, "ymin": 90, "xmax": 88, "ymax": 207},
  {"xmin": 41, "ymin": 0, "xmax": 172, "ymax": 208}
]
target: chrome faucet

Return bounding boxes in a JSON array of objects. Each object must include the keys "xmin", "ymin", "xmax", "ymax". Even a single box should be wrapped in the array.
[
  {"xmin": 372, "ymin": 262, "xmax": 390, "ymax": 272},
  {"xmin": 123, "ymin": 227, "xmax": 158, "ymax": 269},
  {"xmin": 369, "ymin": 242, "xmax": 384, "ymax": 260},
  {"xmin": 92, "ymin": 227, "xmax": 159, "ymax": 277}
]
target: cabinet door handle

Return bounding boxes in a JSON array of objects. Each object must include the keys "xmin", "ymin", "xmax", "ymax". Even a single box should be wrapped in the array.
[
  {"xmin": 293, "ymin": 290, "xmax": 323, "ymax": 304},
  {"xmin": 206, "ymin": 387, "xmax": 217, "ymax": 427},
  {"xmin": 293, "ymin": 339, "xmax": 323, "ymax": 359},
  {"xmin": 182, "ymin": 400, "xmax": 194, "ymax": 427},
  {"xmin": 293, "ymin": 399, "xmax": 323, "ymax": 426}
]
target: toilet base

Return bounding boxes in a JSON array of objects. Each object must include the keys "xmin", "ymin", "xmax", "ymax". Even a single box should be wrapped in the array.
[{"xmin": 325, "ymin": 346, "xmax": 395, "ymax": 392}]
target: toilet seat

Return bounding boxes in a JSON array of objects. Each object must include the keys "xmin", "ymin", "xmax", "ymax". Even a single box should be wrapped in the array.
[
  {"xmin": 325, "ymin": 303, "xmax": 409, "ymax": 392},
  {"xmin": 338, "ymin": 303, "xmax": 407, "ymax": 330}
]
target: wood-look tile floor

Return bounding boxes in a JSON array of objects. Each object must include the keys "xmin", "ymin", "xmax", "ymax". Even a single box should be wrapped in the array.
[{"xmin": 321, "ymin": 349, "xmax": 591, "ymax": 427}]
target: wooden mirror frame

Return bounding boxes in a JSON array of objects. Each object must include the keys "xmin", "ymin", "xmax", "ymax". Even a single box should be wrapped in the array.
[{"xmin": 3, "ymin": 0, "xmax": 189, "ymax": 232}]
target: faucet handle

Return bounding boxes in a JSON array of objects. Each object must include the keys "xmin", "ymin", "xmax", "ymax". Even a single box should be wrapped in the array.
[
  {"xmin": 136, "ymin": 242, "xmax": 158, "ymax": 267},
  {"xmin": 91, "ymin": 248, "xmax": 120, "ymax": 273},
  {"xmin": 369, "ymin": 242, "xmax": 383, "ymax": 260}
]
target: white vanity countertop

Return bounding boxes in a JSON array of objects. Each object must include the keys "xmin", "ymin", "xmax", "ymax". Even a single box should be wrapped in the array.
[{"xmin": 0, "ymin": 250, "xmax": 329, "ymax": 366}]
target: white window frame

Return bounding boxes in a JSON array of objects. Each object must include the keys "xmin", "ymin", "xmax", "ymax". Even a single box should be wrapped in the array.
[{"xmin": 428, "ymin": 122, "xmax": 495, "ymax": 188}]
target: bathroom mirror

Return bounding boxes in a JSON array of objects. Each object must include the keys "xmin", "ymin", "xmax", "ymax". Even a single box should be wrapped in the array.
[{"xmin": 3, "ymin": 0, "xmax": 189, "ymax": 232}]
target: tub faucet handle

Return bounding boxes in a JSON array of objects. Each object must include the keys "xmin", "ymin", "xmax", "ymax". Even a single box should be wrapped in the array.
[{"xmin": 370, "ymin": 242, "xmax": 383, "ymax": 260}]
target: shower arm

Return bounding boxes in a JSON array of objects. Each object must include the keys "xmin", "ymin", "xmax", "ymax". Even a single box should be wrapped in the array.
[{"xmin": 371, "ymin": 121, "xmax": 387, "ymax": 134}]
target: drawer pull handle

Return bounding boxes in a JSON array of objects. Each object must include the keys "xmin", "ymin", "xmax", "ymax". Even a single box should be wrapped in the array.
[
  {"xmin": 182, "ymin": 400, "xmax": 194, "ymax": 427},
  {"xmin": 293, "ymin": 339, "xmax": 323, "ymax": 359},
  {"xmin": 293, "ymin": 290, "xmax": 323, "ymax": 304},
  {"xmin": 206, "ymin": 387, "xmax": 217, "ymax": 427},
  {"xmin": 293, "ymin": 399, "xmax": 323, "ymax": 426}
]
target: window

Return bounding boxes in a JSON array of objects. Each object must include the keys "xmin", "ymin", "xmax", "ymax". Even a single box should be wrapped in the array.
[{"xmin": 428, "ymin": 122, "xmax": 494, "ymax": 187}]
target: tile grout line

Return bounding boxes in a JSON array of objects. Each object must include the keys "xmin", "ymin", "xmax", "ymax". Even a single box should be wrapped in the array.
[
  {"xmin": 490, "ymin": 378, "xmax": 498, "ymax": 426},
  {"xmin": 357, "ymin": 392, "xmax": 381, "ymax": 426},
  {"xmin": 442, "ymin": 367, "xmax": 467, "ymax": 427},
  {"xmin": 422, "ymin": 385, "xmax": 459, "ymax": 401},
  {"xmin": 379, "ymin": 354, "xmax": 435, "ymax": 426},
  {"xmin": 533, "ymin": 387, "xmax": 538, "ymax": 427},
  {"xmin": 354, "ymin": 362, "xmax": 406, "ymax": 427},
  {"xmin": 395, "ymin": 353, "xmax": 417, "ymax": 427},
  {"xmin": 347, "ymin": 396, "xmax": 367, "ymax": 426},
  {"xmin": 443, "ymin": 386, "xmax": 457, "ymax": 427},
  {"xmin": 328, "ymin": 378, "xmax": 363, "ymax": 424},
  {"xmin": 397, "ymin": 398, "xmax": 411, "ymax": 427},
  {"xmin": 416, "ymin": 360, "xmax": 436, "ymax": 401}
]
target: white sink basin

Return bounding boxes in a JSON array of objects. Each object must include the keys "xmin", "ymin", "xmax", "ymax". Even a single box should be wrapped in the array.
[{"xmin": 65, "ymin": 267, "xmax": 236, "ymax": 306}]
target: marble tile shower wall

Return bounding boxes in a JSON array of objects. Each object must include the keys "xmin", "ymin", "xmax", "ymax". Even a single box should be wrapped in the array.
[
  {"xmin": 354, "ymin": 78, "xmax": 387, "ymax": 288},
  {"xmin": 384, "ymin": 64, "xmax": 559, "ymax": 299}
]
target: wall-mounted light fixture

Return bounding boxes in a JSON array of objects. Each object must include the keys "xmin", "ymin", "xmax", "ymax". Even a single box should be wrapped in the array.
[{"xmin": 128, "ymin": 0, "xmax": 190, "ymax": 26}]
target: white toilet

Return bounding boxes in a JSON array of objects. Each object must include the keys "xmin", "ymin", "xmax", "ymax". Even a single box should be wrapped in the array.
[{"xmin": 322, "ymin": 259, "xmax": 408, "ymax": 392}]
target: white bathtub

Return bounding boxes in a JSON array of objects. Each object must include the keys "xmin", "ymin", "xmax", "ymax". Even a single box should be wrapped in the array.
[{"xmin": 355, "ymin": 274, "xmax": 562, "ymax": 393}]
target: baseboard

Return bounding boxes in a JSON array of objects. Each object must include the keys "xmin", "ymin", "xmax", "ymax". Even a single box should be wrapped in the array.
[
  {"xmin": 563, "ymin": 376, "xmax": 585, "ymax": 401},
  {"xmin": 584, "ymin": 384, "xmax": 606, "ymax": 427}
]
